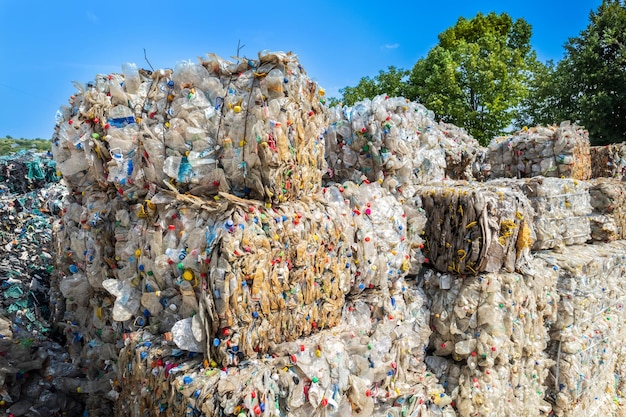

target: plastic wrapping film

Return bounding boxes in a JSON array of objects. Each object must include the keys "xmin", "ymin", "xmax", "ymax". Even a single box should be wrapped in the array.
[
  {"xmin": 587, "ymin": 178, "xmax": 626, "ymax": 242},
  {"xmin": 590, "ymin": 142, "xmax": 626, "ymax": 179},
  {"xmin": 413, "ymin": 180, "xmax": 535, "ymax": 275},
  {"xmin": 534, "ymin": 241, "xmax": 626, "ymax": 417},
  {"xmin": 51, "ymin": 50, "xmax": 327, "ymax": 204},
  {"xmin": 324, "ymin": 95, "xmax": 486, "ymax": 195},
  {"xmin": 487, "ymin": 122, "xmax": 591, "ymax": 180},
  {"xmin": 421, "ymin": 258, "xmax": 558, "ymax": 417},
  {"xmin": 489, "ymin": 177, "xmax": 592, "ymax": 250},
  {"xmin": 114, "ymin": 277, "xmax": 456, "ymax": 417}
]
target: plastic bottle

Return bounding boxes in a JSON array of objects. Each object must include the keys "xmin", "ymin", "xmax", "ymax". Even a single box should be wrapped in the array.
[
  {"xmin": 265, "ymin": 68, "xmax": 284, "ymax": 99},
  {"xmin": 102, "ymin": 279, "xmax": 140, "ymax": 322},
  {"xmin": 163, "ymin": 156, "xmax": 182, "ymax": 180},
  {"xmin": 122, "ymin": 62, "xmax": 141, "ymax": 94},
  {"xmin": 164, "ymin": 225, "xmax": 178, "ymax": 252}
]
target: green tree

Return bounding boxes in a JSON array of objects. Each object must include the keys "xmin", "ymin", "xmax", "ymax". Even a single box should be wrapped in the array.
[
  {"xmin": 409, "ymin": 12, "xmax": 537, "ymax": 145},
  {"xmin": 517, "ymin": 60, "xmax": 561, "ymax": 128},
  {"xmin": 523, "ymin": 0, "xmax": 626, "ymax": 145},
  {"xmin": 339, "ymin": 66, "xmax": 410, "ymax": 106}
]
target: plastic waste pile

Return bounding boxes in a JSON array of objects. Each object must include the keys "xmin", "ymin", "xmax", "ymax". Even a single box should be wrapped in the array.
[
  {"xmin": 490, "ymin": 177, "xmax": 592, "ymax": 250},
  {"xmin": 487, "ymin": 122, "xmax": 591, "ymax": 180},
  {"xmin": 0, "ymin": 165, "xmax": 92, "ymax": 416},
  {"xmin": 324, "ymin": 95, "xmax": 486, "ymax": 197},
  {"xmin": 421, "ymin": 258, "xmax": 558, "ymax": 417},
  {"xmin": 51, "ymin": 51, "xmax": 327, "ymax": 204},
  {"xmin": 534, "ymin": 242, "xmax": 626, "ymax": 417},
  {"xmin": 0, "ymin": 150, "xmax": 59, "ymax": 195},
  {"xmin": 590, "ymin": 142, "xmax": 626, "ymax": 179},
  {"xmin": 587, "ymin": 178, "xmax": 626, "ymax": 241},
  {"xmin": 413, "ymin": 181, "xmax": 535, "ymax": 275}
]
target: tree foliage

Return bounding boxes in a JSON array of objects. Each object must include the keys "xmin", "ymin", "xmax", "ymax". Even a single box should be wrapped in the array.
[
  {"xmin": 410, "ymin": 12, "xmax": 536, "ymax": 145},
  {"xmin": 338, "ymin": 66, "xmax": 410, "ymax": 106},
  {"xmin": 0, "ymin": 138, "xmax": 51, "ymax": 156},
  {"xmin": 522, "ymin": 0, "xmax": 626, "ymax": 145}
]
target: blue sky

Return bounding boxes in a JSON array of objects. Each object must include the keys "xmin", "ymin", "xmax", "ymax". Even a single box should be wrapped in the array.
[{"xmin": 0, "ymin": 0, "xmax": 602, "ymax": 139}]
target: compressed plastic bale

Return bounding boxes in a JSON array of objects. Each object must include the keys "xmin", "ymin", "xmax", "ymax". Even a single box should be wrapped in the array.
[
  {"xmin": 587, "ymin": 178, "xmax": 626, "ymax": 241},
  {"xmin": 590, "ymin": 142, "xmax": 626, "ymax": 179},
  {"xmin": 490, "ymin": 176, "xmax": 592, "ymax": 250},
  {"xmin": 422, "ymin": 261, "xmax": 560, "ymax": 417},
  {"xmin": 324, "ymin": 95, "xmax": 484, "ymax": 194},
  {"xmin": 114, "ymin": 278, "xmax": 456, "ymax": 417},
  {"xmin": 422, "ymin": 266, "xmax": 557, "ymax": 364},
  {"xmin": 323, "ymin": 181, "xmax": 413, "ymax": 292},
  {"xmin": 438, "ymin": 122, "xmax": 490, "ymax": 181},
  {"xmin": 52, "ymin": 51, "xmax": 327, "ymax": 204},
  {"xmin": 534, "ymin": 242, "xmax": 626, "ymax": 417},
  {"xmin": 487, "ymin": 122, "xmax": 591, "ymax": 180},
  {"xmin": 414, "ymin": 181, "xmax": 535, "ymax": 275}
]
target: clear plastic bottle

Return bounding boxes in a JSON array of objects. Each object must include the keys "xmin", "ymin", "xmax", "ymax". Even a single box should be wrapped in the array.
[
  {"xmin": 164, "ymin": 224, "xmax": 178, "ymax": 252},
  {"xmin": 122, "ymin": 62, "xmax": 141, "ymax": 94}
]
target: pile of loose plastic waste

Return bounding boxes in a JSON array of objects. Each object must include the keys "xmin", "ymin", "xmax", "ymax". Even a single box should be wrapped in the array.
[
  {"xmin": 0, "ymin": 155, "xmax": 94, "ymax": 417},
  {"xmin": 590, "ymin": 142, "xmax": 626, "ymax": 179},
  {"xmin": 0, "ymin": 150, "xmax": 59, "ymax": 196},
  {"xmin": 487, "ymin": 122, "xmax": 591, "ymax": 180}
]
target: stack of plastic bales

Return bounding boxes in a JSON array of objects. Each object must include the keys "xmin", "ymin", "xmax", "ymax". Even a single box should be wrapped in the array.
[
  {"xmin": 115, "ymin": 277, "xmax": 455, "ymax": 417},
  {"xmin": 324, "ymin": 95, "xmax": 486, "ymax": 197},
  {"xmin": 590, "ymin": 142, "xmax": 626, "ymax": 179},
  {"xmin": 51, "ymin": 52, "xmax": 455, "ymax": 417},
  {"xmin": 534, "ymin": 242, "xmax": 626, "ymax": 417},
  {"xmin": 421, "ymin": 257, "xmax": 559, "ymax": 417},
  {"xmin": 487, "ymin": 122, "xmax": 591, "ymax": 180}
]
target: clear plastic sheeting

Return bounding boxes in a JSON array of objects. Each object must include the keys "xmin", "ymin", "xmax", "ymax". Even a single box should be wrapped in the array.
[
  {"xmin": 51, "ymin": 51, "xmax": 327, "ymax": 204},
  {"xmin": 421, "ymin": 260, "xmax": 558, "ymax": 417},
  {"xmin": 534, "ymin": 241, "xmax": 626, "ymax": 417},
  {"xmin": 115, "ymin": 277, "xmax": 456, "ymax": 417},
  {"xmin": 587, "ymin": 178, "xmax": 626, "ymax": 242},
  {"xmin": 324, "ymin": 95, "xmax": 485, "ymax": 195},
  {"xmin": 490, "ymin": 177, "xmax": 592, "ymax": 250},
  {"xmin": 414, "ymin": 181, "xmax": 535, "ymax": 275},
  {"xmin": 487, "ymin": 122, "xmax": 591, "ymax": 180},
  {"xmin": 590, "ymin": 142, "xmax": 626, "ymax": 179}
]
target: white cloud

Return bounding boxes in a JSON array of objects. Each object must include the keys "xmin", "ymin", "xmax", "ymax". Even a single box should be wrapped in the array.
[{"xmin": 384, "ymin": 43, "xmax": 400, "ymax": 49}]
